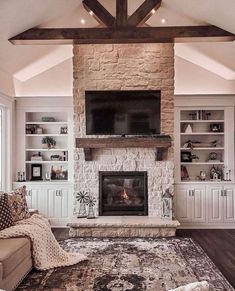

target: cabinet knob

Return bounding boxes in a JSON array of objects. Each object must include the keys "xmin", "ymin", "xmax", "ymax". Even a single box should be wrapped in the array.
[
  {"xmin": 27, "ymin": 190, "xmax": 32, "ymax": 196},
  {"xmin": 56, "ymin": 190, "xmax": 62, "ymax": 196},
  {"xmin": 192, "ymin": 189, "xmax": 195, "ymax": 197}
]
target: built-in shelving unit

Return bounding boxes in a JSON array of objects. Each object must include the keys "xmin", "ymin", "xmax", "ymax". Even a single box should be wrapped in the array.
[
  {"xmin": 24, "ymin": 111, "xmax": 69, "ymax": 181},
  {"xmin": 175, "ymin": 107, "xmax": 234, "ymax": 183}
]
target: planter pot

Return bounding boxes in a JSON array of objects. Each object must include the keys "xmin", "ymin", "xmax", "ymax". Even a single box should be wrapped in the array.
[{"xmin": 42, "ymin": 143, "xmax": 49, "ymax": 149}]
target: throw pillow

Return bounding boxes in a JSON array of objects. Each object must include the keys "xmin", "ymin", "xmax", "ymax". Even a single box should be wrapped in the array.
[
  {"xmin": 7, "ymin": 186, "xmax": 30, "ymax": 223},
  {"xmin": 0, "ymin": 193, "xmax": 14, "ymax": 230}
]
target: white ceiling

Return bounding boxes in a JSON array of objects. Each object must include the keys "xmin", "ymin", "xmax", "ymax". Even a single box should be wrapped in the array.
[{"xmin": 0, "ymin": 0, "xmax": 235, "ymax": 94}]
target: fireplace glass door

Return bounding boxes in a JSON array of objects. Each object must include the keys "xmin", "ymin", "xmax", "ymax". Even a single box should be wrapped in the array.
[{"xmin": 99, "ymin": 171, "xmax": 148, "ymax": 216}]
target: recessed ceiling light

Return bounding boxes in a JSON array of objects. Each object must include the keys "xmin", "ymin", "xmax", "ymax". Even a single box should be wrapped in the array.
[
  {"xmin": 81, "ymin": 19, "xmax": 85, "ymax": 24},
  {"xmin": 161, "ymin": 18, "xmax": 166, "ymax": 24},
  {"xmin": 89, "ymin": 11, "xmax": 94, "ymax": 16},
  {"xmin": 151, "ymin": 8, "xmax": 156, "ymax": 14}
]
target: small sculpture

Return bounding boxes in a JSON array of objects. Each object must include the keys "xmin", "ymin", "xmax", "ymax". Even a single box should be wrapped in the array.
[
  {"xmin": 76, "ymin": 191, "xmax": 89, "ymax": 218},
  {"xmin": 86, "ymin": 196, "xmax": 96, "ymax": 219}
]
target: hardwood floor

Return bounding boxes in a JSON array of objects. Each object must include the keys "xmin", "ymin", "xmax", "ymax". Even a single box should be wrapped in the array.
[
  {"xmin": 52, "ymin": 228, "xmax": 235, "ymax": 288},
  {"xmin": 177, "ymin": 229, "xmax": 235, "ymax": 289}
]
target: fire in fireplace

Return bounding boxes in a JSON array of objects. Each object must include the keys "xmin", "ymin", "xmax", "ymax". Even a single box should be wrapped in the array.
[{"xmin": 99, "ymin": 171, "xmax": 148, "ymax": 216}]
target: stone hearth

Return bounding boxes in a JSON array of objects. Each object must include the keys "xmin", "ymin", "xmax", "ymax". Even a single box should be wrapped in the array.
[{"xmin": 68, "ymin": 217, "xmax": 179, "ymax": 238}]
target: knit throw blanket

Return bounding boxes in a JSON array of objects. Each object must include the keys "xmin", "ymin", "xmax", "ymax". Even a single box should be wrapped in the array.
[{"xmin": 0, "ymin": 214, "xmax": 87, "ymax": 270}]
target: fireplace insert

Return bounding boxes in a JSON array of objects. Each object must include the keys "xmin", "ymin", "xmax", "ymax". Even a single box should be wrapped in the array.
[{"xmin": 99, "ymin": 171, "xmax": 148, "ymax": 216}]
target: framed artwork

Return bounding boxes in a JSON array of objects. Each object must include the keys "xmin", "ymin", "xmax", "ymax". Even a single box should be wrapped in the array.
[
  {"xmin": 31, "ymin": 164, "xmax": 43, "ymax": 180},
  {"xmin": 181, "ymin": 151, "xmax": 192, "ymax": 163}
]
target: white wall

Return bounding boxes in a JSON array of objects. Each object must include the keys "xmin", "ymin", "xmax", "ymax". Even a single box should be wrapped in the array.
[
  {"xmin": 0, "ymin": 69, "xmax": 15, "ymax": 97},
  {"xmin": 15, "ymin": 58, "xmax": 73, "ymax": 97},
  {"xmin": 175, "ymin": 56, "xmax": 235, "ymax": 95}
]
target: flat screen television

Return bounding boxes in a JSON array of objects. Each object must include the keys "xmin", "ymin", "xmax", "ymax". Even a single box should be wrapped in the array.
[{"xmin": 85, "ymin": 90, "xmax": 161, "ymax": 135}]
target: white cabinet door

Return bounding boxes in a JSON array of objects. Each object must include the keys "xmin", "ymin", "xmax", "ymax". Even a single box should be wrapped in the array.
[
  {"xmin": 175, "ymin": 186, "xmax": 192, "ymax": 223},
  {"xmin": 191, "ymin": 187, "xmax": 206, "ymax": 223},
  {"xmin": 207, "ymin": 186, "xmax": 223, "ymax": 223},
  {"xmin": 45, "ymin": 186, "xmax": 71, "ymax": 220},
  {"xmin": 25, "ymin": 186, "xmax": 45, "ymax": 215},
  {"xmin": 223, "ymin": 187, "xmax": 235, "ymax": 223}
]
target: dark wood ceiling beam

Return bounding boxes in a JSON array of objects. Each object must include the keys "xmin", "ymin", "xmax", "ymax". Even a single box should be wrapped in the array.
[
  {"xmin": 9, "ymin": 26, "xmax": 235, "ymax": 45},
  {"xmin": 116, "ymin": 0, "xmax": 128, "ymax": 27},
  {"xmin": 82, "ymin": 0, "xmax": 115, "ymax": 27},
  {"xmin": 127, "ymin": 0, "xmax": 162, "ymax": 27}
]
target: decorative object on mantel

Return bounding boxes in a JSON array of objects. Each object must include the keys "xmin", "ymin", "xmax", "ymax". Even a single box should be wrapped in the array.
[
  {"xmin": 76, "ymin": 191, "xmax": 89, "ymax": 218},
  {"xmin": 86, "ymin": 195, "xmax": 96, "ymax": 219},
  {"xmin": 161, "ymin": 188, "xmax": 173, "ymax": 220},
  {"xmin": 76, "ymin": 136, "xmax": 171, "ymax": 161}
]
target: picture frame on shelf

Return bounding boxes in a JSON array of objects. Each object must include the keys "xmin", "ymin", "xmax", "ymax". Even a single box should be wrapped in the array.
[
  {"xmin": 60, "ymin": 126, "xmax": 68, "ymax": 134},
  {"xmin": 181, "ymin": 151, "xmax": 192, "ymax": 163},
  {"xmin": 51, "ymin": 165, "xmax": 68, "ymax": 180},
  {"xmin": 210, "ymin": 123, "xmax": 222, "ymax": 132},
  {"xmin": 31, "ymin": 164, "xmax": 43, "ymax": 181}
]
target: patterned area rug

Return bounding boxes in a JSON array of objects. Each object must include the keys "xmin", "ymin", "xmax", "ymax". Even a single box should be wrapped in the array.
[{"xmin": 17, "ymin": 237, "xmax": 233, "ymax": 291}]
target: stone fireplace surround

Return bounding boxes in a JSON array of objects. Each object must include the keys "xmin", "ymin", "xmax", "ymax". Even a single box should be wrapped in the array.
[{"xmin": 73, "ymin": 43, "xmax": 175, "ymax": 219}]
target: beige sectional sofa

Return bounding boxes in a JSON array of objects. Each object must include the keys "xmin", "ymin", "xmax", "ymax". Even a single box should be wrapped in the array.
[{"xmin": 0, "ymin": 237, "xmax": 33, "ymax": 291}]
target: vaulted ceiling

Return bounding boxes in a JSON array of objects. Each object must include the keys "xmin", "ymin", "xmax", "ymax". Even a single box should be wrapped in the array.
[{"xmin": 0, "ymin": 0, "xmax": 235, "ymax": 96}]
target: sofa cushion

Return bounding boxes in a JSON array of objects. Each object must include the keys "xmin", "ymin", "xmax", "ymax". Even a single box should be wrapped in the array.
[
  {"xmin": 0, "ymin": 238, "xmax": 31, "ymax": 279},
  {"xmin": 7, "ymin": 186, "xmax": 30, "ymax": 222},
  {"xmin": 0, "ymin": 193, "xmax": 14, "ymax": 231}
]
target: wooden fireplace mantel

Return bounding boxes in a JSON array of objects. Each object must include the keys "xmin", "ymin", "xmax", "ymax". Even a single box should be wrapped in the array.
[{"xmin": 76, "ymin": 136, "xmax": 172, "ymax": 161}]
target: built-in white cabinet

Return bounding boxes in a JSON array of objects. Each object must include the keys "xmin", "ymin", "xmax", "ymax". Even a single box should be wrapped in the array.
[
  {"xmin": 207, "ymin": 185, "xmax": 235, "ymax": 224},
  {"xmin": 175, "ymin": 183, "xmax": 235, "ymax": 227},
  {"xmin": 13, "ymin": 182, "xmax": 73, "ymax": 226},
  {"xmin": 175, "ymin": 185, "xmax": 206, "ymax": 224}
]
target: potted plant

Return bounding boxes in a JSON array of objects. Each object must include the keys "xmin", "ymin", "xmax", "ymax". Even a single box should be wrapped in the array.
[
  {"xmin": 42, "ymin": 137, "xmax": 56, "ymax": 149},
  {"xmin": 191, "ymin": 154, "xmax": 199, "ymax": 163}
]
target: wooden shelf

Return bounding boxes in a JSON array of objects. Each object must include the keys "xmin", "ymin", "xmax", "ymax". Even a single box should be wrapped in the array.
[
  {"xmin": 181, "ymin": 162, "xmax": 224, "ymax": 165},
  {"xmin": 26, "ymin": 148, "xmax": 68, "ymax": 152},
  {"xmin": 180, "ymin": 147, "xmax": 224, "ymax": 150},
  {"xmin": 25, "ymin": 134, "xmax": 68, "ymax": 137},
  {"xmin": 26, "ymin": 161, "xmax": 68, "ymax": 164},
  {"xmin": 76, "ymin": 136, "xmax": 172, "ymax": 161},
  {"xmin": 180, "ymin": 120, "xmax": 224, "ymax": 123},
  {"xmin": 180, "ymin": 132, "xmax": 224, "ymax": 135},
  {"xmin": 26, "ymin": 122, "xmax": 68, "ymax": 125}
]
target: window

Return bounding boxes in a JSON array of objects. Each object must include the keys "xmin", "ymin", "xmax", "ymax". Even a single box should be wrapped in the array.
[{"xmin": 0, "ymin": 105, "xmax": 6, "ymax": 191}]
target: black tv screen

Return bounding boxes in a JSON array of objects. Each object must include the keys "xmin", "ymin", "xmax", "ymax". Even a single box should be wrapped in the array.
[{"xmin": 85, "ymin": 90, "xmax": 161, "ymax": 135}]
